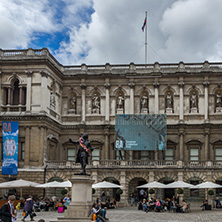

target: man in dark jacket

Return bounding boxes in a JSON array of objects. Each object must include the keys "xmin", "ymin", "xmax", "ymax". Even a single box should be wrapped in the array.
[
  {"xmin": 1, "ymin": 195, "xmax": 16, "ymax": 222},
  {"xmin": 69, "ymin": 133, "xmax": 94, "ymax": 175},
  {"xmin": 21, "ymin": 195, "xmax": 34, "ymax": 221}
]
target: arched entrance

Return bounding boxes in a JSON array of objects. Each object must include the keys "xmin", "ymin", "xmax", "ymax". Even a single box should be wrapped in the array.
[
  {"xmin": 187, "ymin": 177, "xmax": 203, "ymax": 202},
  {"xmin": 159, "ymin": 177, "xmax": 174, "ymax": 199},
  {"xmin": 215, "ymin": 178, "xmax": 222, "ymax": 198},
  {"xmin": 46, "ymin": 177, "xmax": 64, "ymax": 199},
  {"xmin": 102, "ymin": 177, "xmax": 120, "ymax": 202}
]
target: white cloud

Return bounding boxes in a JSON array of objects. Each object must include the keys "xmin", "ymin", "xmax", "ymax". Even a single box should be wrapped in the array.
[{"xmin": 0, "ymin": 0, "xmax": 58, "ymax": 48}]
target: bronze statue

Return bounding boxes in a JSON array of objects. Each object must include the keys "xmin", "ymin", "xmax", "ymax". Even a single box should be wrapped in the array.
[{"xmin": 69, "ymin": 133, "xmax": 94, "ymax": 175}]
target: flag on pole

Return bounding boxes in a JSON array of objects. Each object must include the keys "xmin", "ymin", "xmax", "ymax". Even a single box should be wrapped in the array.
[{"xmin": 141, "ymin": 17, "xmax": 146, "ymax": 31}]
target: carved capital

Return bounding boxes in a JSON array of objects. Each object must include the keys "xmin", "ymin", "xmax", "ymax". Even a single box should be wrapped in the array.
[
  {"xmin": 80, "ymin": 83, "xmax": 86, "ymax": 89},
  {"xmin": 128, "ymin": 83, "xmax": 135, "ymax": 88},
  {"xmin": 153, "ymin": 82, "xmax": 159, "ymax": 88},
  {"xmin": 104, "ymin": 83, "xmax": 110, "ymax": 89},
  {"xmin": 203, "ymin": 81, "xmax": 210, "ymax": 87},
  {"xmin": 178, "ymin": 82, "xmax": 184, "ymax": 88},
  {"xmin": 40, "ymin": 70, "xmax": 48, "ymax": 77},
  {"xmin": 25, "ymin": 71, "xmax": 33, "ymax": 77}
]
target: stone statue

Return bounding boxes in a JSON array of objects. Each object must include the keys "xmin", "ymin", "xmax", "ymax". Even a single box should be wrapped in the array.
[
  {"xmin": 166, "ymin": 92, "xmax": 173, "ymax": 109},
  {"xmin": 70, "ymin": 94, "xmax": 76, "ymax": 110},
  {"xmin": 216, "ymin": 91, "xmax": 222, "ymax": 108},
  {"xmin": 92, "ymin": 94, "xmax": 100, "ymax": 114},
  {"xmin": 50, "ymin": 91, "xmax": 56, "ymax": 108},
  {"xmin": 141, "ymin": 93, "xmax": 148, "ymax": 109},
  {"xmin": 69, "ymin": 133, "xmax": 94, "ymax": 175},
  {"xmin": 190, "ymin": 91, "xmax": 198, "ymax": 109},
  {"xmin": 117, "ymin": 94, "xmax": 124, "ymax": 109}
]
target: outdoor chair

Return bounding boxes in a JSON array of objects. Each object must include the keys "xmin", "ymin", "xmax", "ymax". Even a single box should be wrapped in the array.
[{"xmin": 185, "ymin": 204, "xmax": 191, "ymax": 213}]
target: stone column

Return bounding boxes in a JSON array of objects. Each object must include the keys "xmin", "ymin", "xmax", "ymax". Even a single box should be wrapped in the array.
[
  {"xmin": 153, "ymin": 82, "xmax": 159, "ymax": 114},
  {"xmin": 178, "ymin": 81, "xmax": 184, "ymax": 123},
  {"xmin": 119, "ymin": 171, "xmax": 128, "ymax": 206},
  {"xmin": 179, "ymin": 128, "xmax": 184, "ymax": 161},
  {"xmin": 26, "ymin": 71, "xmax": 32, "ymax": 112},
  {"xmin": 203, "ymin": 81, "xmax": 209, "ymax": 123},
  {"xmin": 7, "ymin": 87, "xmax": 12, "ymax": 105},
  {"xmin": 39, "ymin": 127, "xmax": 45, "ymax": 166},
  {"xmin": 177, "ymin": 172, "xmax": 184, "ymax": 204},
  {"xmin": 80, "ymin": 82, "xmax": 86, "ymax": 124},
  {"xmin": 129, "ymin": 83, "xmax": 135, "ymax": 114},
  {"xmin": 104, "ymin": 127, "xmax": 109, "ymax": 160},
  {"xmin": 104, "ymin": 82, "xmax": 110, "ymax": 124},
  {"xmin": 40, "ymin": 71, "xmax": 48, "ymax": 113},
  {"xmin": 24, "ymin": 127, "xmax": 30, "ymax": 167},
  {"xmin": 204, "ymin": 128, "xmax": 210, "ymax": 161}
]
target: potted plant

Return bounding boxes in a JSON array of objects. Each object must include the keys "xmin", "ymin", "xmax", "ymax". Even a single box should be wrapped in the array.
[
  {"xmin": 148, "ymin": 188, "xmax": 155, "ymax": 195},
  {"xmin": 177, "ymin": 188, "xmax": 184, "ymax": 195}
]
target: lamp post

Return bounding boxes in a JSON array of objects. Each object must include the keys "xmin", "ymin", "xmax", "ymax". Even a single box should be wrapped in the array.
[{"xmin": 43, "ymin": 164, "xmax": 48, "ymax": 197}]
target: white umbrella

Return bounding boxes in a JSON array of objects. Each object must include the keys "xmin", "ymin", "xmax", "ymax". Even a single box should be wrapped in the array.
[
  {"xmin": 164, "ymin": 181, "xmax": 193, "ymax": 188},
  {"xmin": 190, "ymin": 181, "xmax": 222, "ymax": 189},
  {"xmin": 0, "ymin": 179, "xmax": 40, "ymax": 188},
  {"xmin": 92, "ymin": 181, "xmax": 122, "ymax": 189},
  {"xmin": 137, "ymin": 181, "xmax": 166, "ymax": 189},
  {"xmin": 58, "ymin": 180, "xmax": 72, "ymax": 188},
  {"xmin": 36, "ymin": 181, "xmax": 63, "ymax": 188}
]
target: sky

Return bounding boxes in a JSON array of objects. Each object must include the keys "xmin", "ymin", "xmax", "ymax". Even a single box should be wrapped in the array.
[{"xmin": 1, "ymin": 0, "xmax": 222, "ymax": 65}]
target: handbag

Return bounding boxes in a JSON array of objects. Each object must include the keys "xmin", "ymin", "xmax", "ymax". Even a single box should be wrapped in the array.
[{"xmin": 31, "ymin": 212, "xmax": 37, "ymax": 217}]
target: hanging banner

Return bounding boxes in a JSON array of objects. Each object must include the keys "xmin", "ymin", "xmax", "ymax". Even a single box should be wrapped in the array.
[
  {"xmin": 2, "ymin": 122, "xmax": 19, "ymax": 175},
  {"xmin": 115, "ymin": 114, "xmax": 167, "ymax": 151}
]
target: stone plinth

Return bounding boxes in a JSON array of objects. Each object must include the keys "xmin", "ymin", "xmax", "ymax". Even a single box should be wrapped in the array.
[
  {"xmin": 116, "ymin": 108, "xmax": 124, "ymax": 114},
  {"xmin": 56, "ymin": 175, "xmax": 94, "ymax": 222}
]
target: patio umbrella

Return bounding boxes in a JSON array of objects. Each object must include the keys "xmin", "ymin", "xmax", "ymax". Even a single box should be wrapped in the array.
[
  {"xmin": 59, "ymin": 180, "xmax": 72, "ymax": 188},
  {"xmin": 0, "ymin": 179, "xmax": 40, "ymax": 188},
  {"xmin": 0, "ymin": 179, "xmax": 41, "ymax": 198},
  {"xmin": 92, "ymin": 181, "xmax": 122, "ymax": 189},
  {"xmin": 190, "ymin": 181, "xmax": 222, "ymax": 189},
  {"xmin": 36, "ymin": 181, "xmax": 63, "ymax": 188},
  {"xmin": 164, "ymin": 181, "xmax": 193, "ymax": 188},
  {"xmin": 137, "ymin": 181, "xmax": 167, "ymax": 189}
]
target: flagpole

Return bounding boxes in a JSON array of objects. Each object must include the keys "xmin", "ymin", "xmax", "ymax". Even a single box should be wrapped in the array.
[{"xmin": 145, "ymin": 11, "xmax": 148, "ymax": 65}]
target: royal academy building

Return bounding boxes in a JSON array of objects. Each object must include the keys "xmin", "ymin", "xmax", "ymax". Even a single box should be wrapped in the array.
[{"xmin": 0, "ymin": 48, "xmax": 222, "ymax": 206}]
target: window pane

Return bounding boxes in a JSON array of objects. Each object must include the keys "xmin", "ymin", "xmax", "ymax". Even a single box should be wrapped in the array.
[
  {"xmin": 165, "ymin": 156, "xmax": 173, "ymax": 160},
  {"xmin": 116, "ymin": 150, "xmax": 124, "ymax": 160},
  {"xmin": 140, "ymin": 151, "xmax": 149, "ymax": 160},
  {"xmin": 68, "ymin": 149, "xmax": 75, "ymax": 161},
  {"xmin": 190, "ymin": 149, "xmax": 198, "ymax": 155},
  {"xmin": 216, "ymin": 156, "xmax": 222, "ymax": 161},
  {"xmin": 166, "ymin": 149, "xmax": 173, "ymax": 156},
  {"xmin": 216, "ymin": 149, "xmax": 222, "ymax": 155},
  {"xmin": 92, "ymin": 149, "xmax": 100, "ymax": 161},
  {"xmin": 190, "ymin": 156, "xmax": 199, "ymax": 161}
]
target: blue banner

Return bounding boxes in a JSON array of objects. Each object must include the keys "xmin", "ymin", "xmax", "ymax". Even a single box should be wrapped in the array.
[
  {"xmin": 2, "ymin": 122, "xmax": 19, "ymax": 175},
  {"xmin": 115, "ymin": 114, "xmax": 167, "ymax": 151}
]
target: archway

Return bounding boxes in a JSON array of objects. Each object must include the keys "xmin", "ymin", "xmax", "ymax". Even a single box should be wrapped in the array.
[
  {"xmin": 215, "ymin": 178, "xmax": 222, "ymax": 198},
  {"xmin": 159, "ymin": 177, "xmax": 174, "ymax": 199}
]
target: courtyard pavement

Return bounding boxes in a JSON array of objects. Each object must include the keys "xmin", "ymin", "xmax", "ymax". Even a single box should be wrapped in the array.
[{"xmin": 17, "ymin": 207, "xmax": 222, "ymax": 222}]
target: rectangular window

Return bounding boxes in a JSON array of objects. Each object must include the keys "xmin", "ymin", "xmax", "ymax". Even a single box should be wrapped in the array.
[
  {"xmin": 140, "ymin": 151, "xmax": 149, "ymax": 160},
  {"xmin": 21, "ymin": 142, "xmax": 25, "ymax": 161},
  {"xmin": 92, "ymin": 149, "xmax": 100, "ymax": 161},
  {"xmin": 67, "ymin": 148, "xmax": 75, "ymax": 161},
  {"xmin": 165, "ymin": 149, "xmax": 174, "ymax": 160},
  {"xmin": 116, "ymin": 150, "xmax": 124, "ymax": 160},
  {"xmin": 190, "ymin": 148, "xmax": 199, "ymax": 161},
  {"xmin": 215, "ymin": 148, "xmax": 222, "ymax": 160}
]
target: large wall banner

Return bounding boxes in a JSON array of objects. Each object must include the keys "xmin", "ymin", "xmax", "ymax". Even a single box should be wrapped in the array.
[
  {"xmin": 2, "ymin": 122, "xmax": 19, "ymax": 175},
  {"xmin": 115, "ymin": 114, "xmax": 167, "ymax": 151}
]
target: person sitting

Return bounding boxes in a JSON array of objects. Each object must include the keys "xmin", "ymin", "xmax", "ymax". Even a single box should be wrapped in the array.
[
  {"xmin": 155, "ymin": 198, "xmax": 161, "ymax": 212},
  {"xmin": 215, "ymin": 197, "xmax": 222, "ymax": 208},
  {"xmin": 97, "ymin": 202, "xmax": 109, "ymax": 220},
  {"xmin": 201, "ymin": 199, "xmax": 208, "ymax": 211},
  {"xmin": 169, "ymin": 199, "xmax": 177, "ymax": 212},
  {"xmin": 148, "ymin": 198, "xmax": 156, "ymax": 212},
  {"xmin": 180, "ymin": 200, "xmax": 187, "ymax": 213}
]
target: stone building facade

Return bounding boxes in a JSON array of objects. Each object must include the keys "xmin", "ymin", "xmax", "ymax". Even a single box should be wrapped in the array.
[{"xmin": 0, "ymin": 48, "xmax": 222, "ymax": 205}]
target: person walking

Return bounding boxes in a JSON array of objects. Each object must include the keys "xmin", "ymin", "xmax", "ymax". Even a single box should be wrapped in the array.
[
  {"xmin": 1, "ymin": 195, "xmax": 16, "ymax": 222},
  {"xmin": 22, "ymin": 195, "xmax": 34, "ymax": 221}
]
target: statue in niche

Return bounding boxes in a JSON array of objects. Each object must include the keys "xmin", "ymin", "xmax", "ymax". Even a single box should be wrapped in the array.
[
  {"xmin": 216, "ymin": 91, "xmax": 222, "ymax": 109},
  {"xmin": 92, "ymin": 93, "xmax": 100, "ymax": 114},
  {"xmin": 190, "ymin": 91, "xmax": 198, "ymax": 108},
  {"xmin": 117, "ymin": 94, "xmax": 124, "ymax": 109},
  {"xmin": 69, "ymin": 94, "xmax": 76, "ymax": 111},
  {"xmin": 141, "ymin": 93, "xmax": 148, "ymax": 110},
  {"xmin": 166, "ymin": 91, "xmax": 173, "ymax": 109}
]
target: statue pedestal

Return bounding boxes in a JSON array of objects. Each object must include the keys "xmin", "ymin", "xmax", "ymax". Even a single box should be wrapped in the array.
[
  {"xmin": 116, "ymin": 108, "xmax": 124, "ymax": 114},
  {"xmin": 166, "ymin": 108, "xmax": 173, "ymax": 113},
  {"xmin": 141, "ymin": 108, "xmax": 148, "ymax": 113},
  {"xmin": 56, "ymin": 175, "xmax": 94, "ymax": 222},
  {"xmin": 191, "ymin": 108, "xmax": 198, "ymax": 113},
  {"xmin": 68, "ymin": 109, "xmax": 76, "ymax": 114},
  {"xmin": 216, "ymin": 107, "xmax": 222, "ymax": 113}
]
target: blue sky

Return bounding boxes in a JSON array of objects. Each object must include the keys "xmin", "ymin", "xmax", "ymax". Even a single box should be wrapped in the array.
[{"xmin": 1, "ymin": 0, "xmax": 222, "ymax": 65}]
